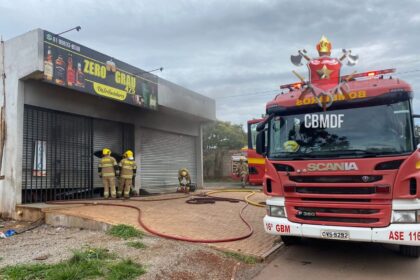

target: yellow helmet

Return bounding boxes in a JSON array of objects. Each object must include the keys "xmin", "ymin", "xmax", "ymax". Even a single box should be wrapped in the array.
[
  {"xmin": 179, "ymin": 168, "xmax": 189, "ymax": 177},
  {"xmin": 125, "ymin": 150, "xmax": 134, "ymax": 159},
  {"xmin": 102, "ymin": 148, "xmax": 111, "ymax": 156}
]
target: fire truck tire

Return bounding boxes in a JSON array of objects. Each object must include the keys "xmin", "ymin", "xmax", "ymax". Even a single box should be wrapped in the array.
[
  {"xmin": 399, "ymin": 245, "xmax": 420, "ymax": 258},
  {"xmin": 281, "ymin": 236, "xmax": 301, "ymax": 246}
]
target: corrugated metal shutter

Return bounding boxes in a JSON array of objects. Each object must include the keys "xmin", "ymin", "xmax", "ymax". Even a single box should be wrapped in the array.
[
  {"xmin": 92, "ymin": 119, "xmax": 124, "ymax": 189},
  {"xmin": 140, "ymin": 128, "xmax": 196, "ymax": 192}
]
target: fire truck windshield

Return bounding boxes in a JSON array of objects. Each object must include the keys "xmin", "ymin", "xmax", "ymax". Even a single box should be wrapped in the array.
[{"xmin": 269, "ymin": 100, "xmax": 414, "ymax": 159}]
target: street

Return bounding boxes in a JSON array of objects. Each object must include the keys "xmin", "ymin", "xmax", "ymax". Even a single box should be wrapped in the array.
[{"xmin": 254, "ymin": 239, "xmax": 420, "ymax": 280}]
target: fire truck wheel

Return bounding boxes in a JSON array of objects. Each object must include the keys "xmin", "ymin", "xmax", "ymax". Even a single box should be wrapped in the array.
[
  {"xmin": 399, "ymin": 245, "xmax": 420, "ymax": 258},
  {"xmin": 281, "ymin": 236, "xmax": 301, "ymax": 246}
]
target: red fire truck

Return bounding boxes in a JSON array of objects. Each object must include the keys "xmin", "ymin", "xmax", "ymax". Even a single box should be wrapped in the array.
[
  {"xmin": 257, "ymin": 36, "xmax": 420, "ymax": 257},
  {"xmin": 247, "ymin": 118, "xmax": 265, "ymax": 185}
]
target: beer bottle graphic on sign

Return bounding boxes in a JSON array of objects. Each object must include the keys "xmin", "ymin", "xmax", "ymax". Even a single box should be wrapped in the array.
[
  {"xmin": 67, "ymin": 55, "xmax": 75, "ymax": 86},
  {"xmin": 54, "ymin": 55, "xmax": 66, "ymax": 85},
  {"xmin": 44, "ymin": 46, "xmax": 53, "ymax": 81},
  {"xmin": 76, "ymin": 62, "xmax": 85, "ymax": 88}
]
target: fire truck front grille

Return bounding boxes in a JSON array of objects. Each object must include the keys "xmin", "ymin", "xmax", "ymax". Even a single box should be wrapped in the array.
[
  {"xmin": 296, "ymin": 186, "xmax": 375, "ymax": 195},
  {"xmin": 289, "ymin": 175, "xmax": 382, "ymax": 183},
  {"xmin": 286, "ymin": 203, "xmax": 391, "ymax": 227},
  {"xmin": 298, "ymin": 216, "xmax": 379, "ymax": 224}
]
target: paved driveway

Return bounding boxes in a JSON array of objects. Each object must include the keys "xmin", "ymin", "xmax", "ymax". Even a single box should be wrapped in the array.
[{"xmin": 254, "ymin": 238, "xmax": 420, "ymax": 280}]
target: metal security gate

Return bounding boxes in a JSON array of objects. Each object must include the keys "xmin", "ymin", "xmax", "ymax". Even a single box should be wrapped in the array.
[
  {"xmin": 140, "ymin": 128, "xmax": 196, "ymax": 191},
  {"xmin": 22, "ymin": 106, "xmax": 134, "ymax": 203},
  {"xmin": 22, "ymin": 105, "xmax": 93, "ymax": 203}
]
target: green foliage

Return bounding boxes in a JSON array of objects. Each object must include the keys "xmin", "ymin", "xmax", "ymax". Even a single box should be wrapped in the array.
[
  {"xmin": 106, "ymin": 259, "xmax": 146, "ymax": 280},
  {"xmin": 203, "ymin": 121, "xmax": 247, "ymax": 151},
  {"xmin": 126, "ymin": 241, "xmax": 147, "ymax": 249},
  {"xmin": 203, "ymin": 121, "xmax": 247, "ymax": 178},
  {"xmin": 223, "ymin": 252, "xmax": 259, "ymax": 264},
  {"xmin": 106, "ymin": 224, "xmax": 144, "ymax": 240},
  {"xmin": 0, "ymin": 248, "xmax": 145, "ymax": 280}
]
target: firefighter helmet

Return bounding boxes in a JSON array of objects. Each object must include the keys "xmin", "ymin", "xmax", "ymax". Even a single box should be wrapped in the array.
[
  {"xmin": 179, "ymin": 168, "xmax": 189, "ymax": 177},
  {"xmin": 102, "ymin": 148, "xmax": 111, "ymax": 156},
  {"xmin": 125, "ymin": 150, "xmax": 134, "ymax": 160}
]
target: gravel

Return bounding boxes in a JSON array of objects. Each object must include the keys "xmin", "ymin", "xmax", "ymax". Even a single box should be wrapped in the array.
[{"xmin": 0, "ymin": 222, "xmax": 265, "ymax": 279}]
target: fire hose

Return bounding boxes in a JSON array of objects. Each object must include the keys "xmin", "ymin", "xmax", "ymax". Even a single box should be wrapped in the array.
[{"xmin": 45, "ymin": 189, "xmax": 264, "ymax": 243}]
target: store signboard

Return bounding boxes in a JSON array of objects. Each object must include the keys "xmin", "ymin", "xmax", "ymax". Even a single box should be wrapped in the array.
[{"xmin": 42, "ymin": 30, "xmax": 158, "ymax": 110}]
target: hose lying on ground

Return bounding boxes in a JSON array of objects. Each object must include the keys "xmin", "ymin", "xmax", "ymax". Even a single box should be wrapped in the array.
[
  {"xmin": 45, "ymin": 190, "xmax": 255, "ymax": 243},
  {"xmin": 205, "ymin": 189, "xmax": 266, "ymax": 208}
]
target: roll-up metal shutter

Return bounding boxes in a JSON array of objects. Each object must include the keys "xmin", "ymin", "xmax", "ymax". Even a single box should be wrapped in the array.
[
  {"xmin": 92, "ymin": 119, "xmax": 135, "ymax": 189},
  {"xmin": 140, "ymin": 128, "xmax": 196, "ymax": 191},
  {"xmin": 92, "ymin": 119, "xmax": 123, "ymax": 189}
]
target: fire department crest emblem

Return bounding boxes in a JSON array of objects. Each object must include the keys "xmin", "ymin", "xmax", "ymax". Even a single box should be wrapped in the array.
[{"xmin": 289, "ymin": 36, "xmax": 359, "ymax": 110}]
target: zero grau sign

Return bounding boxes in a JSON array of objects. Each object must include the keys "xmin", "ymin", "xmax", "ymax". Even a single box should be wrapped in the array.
[{"xmin": 42, "ymin": 30, "xmax": 158, "ymax": 110}]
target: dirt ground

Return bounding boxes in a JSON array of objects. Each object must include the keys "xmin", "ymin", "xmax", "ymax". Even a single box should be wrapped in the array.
[{"xmin": 0, "ymin": 220, "xmax": 265, "ymax": 280}]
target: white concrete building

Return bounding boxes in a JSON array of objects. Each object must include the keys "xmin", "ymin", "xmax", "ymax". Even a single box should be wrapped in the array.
[{"xmin": 0, "ymin": 29, "xmax": 215, "ymax": 218}]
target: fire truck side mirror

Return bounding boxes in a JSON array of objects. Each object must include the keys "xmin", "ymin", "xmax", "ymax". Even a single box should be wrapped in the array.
[
  {"xmin": 413, "ymin": 116, "xmax": 420, "ymax": 148},
  {"xmin": 256, "ymin": 130, "xmax": 266, "ymax": 156}
]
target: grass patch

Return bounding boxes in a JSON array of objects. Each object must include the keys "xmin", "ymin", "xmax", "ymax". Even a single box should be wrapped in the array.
[
  {"xmin": 106, "ymin": 224, "xmax": 144, "ymax": 240},
  {"xmin": 126, "ymin": 241, "xmax": 147, "ymax": 249},
  {"xmin": 0, "ymin": 247, "xmax": 145, "ymax": 280},
  {"xmin": 224, "ymin": 252, "xmax": 259, "ymax": 264},
  {"xmin": 107, "ymin": 259, "xmax": 146, "ymax": 280}
]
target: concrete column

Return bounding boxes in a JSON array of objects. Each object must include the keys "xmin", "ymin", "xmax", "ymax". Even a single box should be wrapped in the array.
[
  {"xmin": 0, "ymin": 29, "xmax": 43, "ymax": 218},
  {"xmin": 195, "ymin": 123, "xmax": 204, "ymax": 188},
  {"xmin": 134, "ymin": 124, "xmax": 142, "ymax": 192}
]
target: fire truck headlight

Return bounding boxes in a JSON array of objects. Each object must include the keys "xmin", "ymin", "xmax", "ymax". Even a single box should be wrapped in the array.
[
  {"xmin": 392, "ymin": 210, "xmax": 417, "ymax": 223},
  {"xmin": 267, "ymin": 205, "xmax": 286, "ymax": 218}
]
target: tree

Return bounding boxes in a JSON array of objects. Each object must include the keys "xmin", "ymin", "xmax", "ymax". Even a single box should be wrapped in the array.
[{"xmin": 203, "ymin": 121, "xmax": 247, "ymax": 179}]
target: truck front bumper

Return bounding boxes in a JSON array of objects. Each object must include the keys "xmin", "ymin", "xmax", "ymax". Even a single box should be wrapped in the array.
[{"xmin": 264, "ymin": 215, "xmax": 420, "ymax": 246}]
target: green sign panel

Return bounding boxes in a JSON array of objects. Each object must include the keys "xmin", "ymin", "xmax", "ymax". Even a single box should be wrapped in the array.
[{"xmin": 43, "ymin": 30, "xmax": 158, "ymax": 110}]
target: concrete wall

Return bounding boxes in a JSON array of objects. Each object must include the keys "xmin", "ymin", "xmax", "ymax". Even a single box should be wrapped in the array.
[
  {"xmin": 0, "ymin": 29, "xmax": 43, "ymax": 218},
  {"xmin": 0, "ymin": 28, "xmax": 214, "ymax": 218}
]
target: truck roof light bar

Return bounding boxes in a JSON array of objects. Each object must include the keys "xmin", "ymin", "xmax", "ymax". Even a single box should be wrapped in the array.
[
  {"xmin": 279, "ymin": 69, "xmax": 396, "ymax": 91},
  {"xmin": 341, "ymin": 68, "xmax": 396, "ymax": 81},
  {"xmin": 280, "ymin": 82, "xmax": 305, "ymax": 90}
]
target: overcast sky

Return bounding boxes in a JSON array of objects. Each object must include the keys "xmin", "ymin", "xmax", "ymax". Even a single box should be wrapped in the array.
[{"xmin": 1, "ymin": 0, "xmax": 420, "ymax": 129}]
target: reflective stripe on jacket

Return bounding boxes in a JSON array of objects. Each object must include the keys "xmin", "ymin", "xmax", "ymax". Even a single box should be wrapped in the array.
[
  {"xmin": 119, "ymin": 158, "xmax": 137, "ymax": 179},
  {"xmin": 99, "ymin": 156, "xmax": 117, "ymax": 177}
]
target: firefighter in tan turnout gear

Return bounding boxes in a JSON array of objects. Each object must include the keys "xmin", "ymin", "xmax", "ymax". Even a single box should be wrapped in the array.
[
  {"xmin": 237, "ymin": 158, "xmax": 248, "ymax": 188},
  {"xmin": 98, "ymin": 148, "xmax": 118, "ymax": 199},
  {"xmin": 177, "ymin": 168, "xmax": 191, "ymax": 193},
  {"xmin": 118, "ymin": 150, "xmax": 137, "ymax": 198}
]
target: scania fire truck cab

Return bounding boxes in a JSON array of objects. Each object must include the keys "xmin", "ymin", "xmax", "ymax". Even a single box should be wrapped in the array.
[{"xmin": 257, "ymin": 37, "xmax": 420, "ymax": 257}]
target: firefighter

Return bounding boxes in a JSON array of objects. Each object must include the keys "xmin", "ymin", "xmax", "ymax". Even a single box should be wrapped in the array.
[
  {"xmin": 177, "ymin": 168, "xmax": 191, "ymax": 193},
  {"xmin": 118, "ymin": 150, "xmax": 137, "ymax": 198},
  {"xmin": 237, "ymin": 158, "xmax": 248, "ymax": 188},
  {"xmin": 98, "ymin": 148, "xmax": 118, "ymax": 199}
]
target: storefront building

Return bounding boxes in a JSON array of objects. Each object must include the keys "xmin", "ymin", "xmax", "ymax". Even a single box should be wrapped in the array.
[{"xmin": 0, "ymin": 29, "xmax": 215, "ymax": 217}]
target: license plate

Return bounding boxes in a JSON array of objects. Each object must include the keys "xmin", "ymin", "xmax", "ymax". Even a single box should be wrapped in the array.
[{"xmin": 320, "ymin": 230, "xmax": 349, "ymax": 240}]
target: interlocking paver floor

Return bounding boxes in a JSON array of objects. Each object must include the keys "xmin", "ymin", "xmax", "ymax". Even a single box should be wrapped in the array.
[{"xmin": 45, "ymin": 189, "xmax": 280, "ymax": 258}]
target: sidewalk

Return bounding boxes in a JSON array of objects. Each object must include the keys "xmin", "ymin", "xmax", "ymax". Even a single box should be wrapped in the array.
[{"xmin": 43, "ymin": 190, "xmax": 280, "ymax": 258}]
